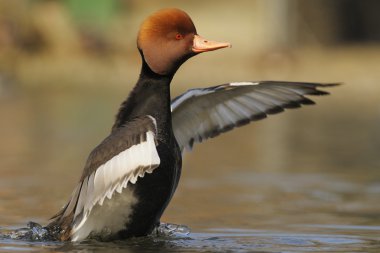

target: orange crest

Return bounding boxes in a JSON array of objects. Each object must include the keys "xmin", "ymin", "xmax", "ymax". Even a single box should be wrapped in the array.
[{"xmin": 137, "ymin": 8, "xmax": 196, "ymax": 49}]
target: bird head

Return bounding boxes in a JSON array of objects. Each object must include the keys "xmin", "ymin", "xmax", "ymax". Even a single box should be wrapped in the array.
[{"xmin": 137, "ymin": 8, "xmax": 231, "ymax": 76}]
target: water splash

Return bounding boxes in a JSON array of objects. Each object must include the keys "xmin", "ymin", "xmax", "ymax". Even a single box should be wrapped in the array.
[
  {"xmin": 151, "ymin": 223, "xmax": 191, "ymax": 237},
  {"xmin": 1, "ymin": 221, "xmax": 190, "ymax": 242},
  {"xmin": 1, "ymin": 222, "xmax": 55, "ymax": 241}
]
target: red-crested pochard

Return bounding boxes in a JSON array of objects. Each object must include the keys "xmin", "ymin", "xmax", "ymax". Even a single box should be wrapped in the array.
[{"xmin": 47, "ymin": 8, "xmax": 337, "ymax": 241}]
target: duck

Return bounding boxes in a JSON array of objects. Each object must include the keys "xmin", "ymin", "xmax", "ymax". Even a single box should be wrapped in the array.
[{"xmin": 46, "ymin": 8, "xmax": 337, "ymax": 242}]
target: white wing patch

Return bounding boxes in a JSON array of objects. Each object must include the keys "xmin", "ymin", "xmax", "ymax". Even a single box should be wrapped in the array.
[
  {"xmin": 70, "ymin": 130, "xmax": 160, "ymax": 240},
  {"xmin": 171, "ymin": 89, "xmax": 214, "ymax": 112},
  {"xmin": 230, "ymin": 82, "xmax": 259, "ymax": 86}
]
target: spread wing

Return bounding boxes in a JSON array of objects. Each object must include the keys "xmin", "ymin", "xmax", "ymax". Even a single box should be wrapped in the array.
[
  {"xmin": 49, "ymin": 115, "xmax": 160, "ymax": 239},
  {"xmin": 171, "ymin": 81, "xmax": 338, "ymax": 151}
]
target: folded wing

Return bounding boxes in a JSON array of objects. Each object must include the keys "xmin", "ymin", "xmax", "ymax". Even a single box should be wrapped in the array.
[
  {"xmin": 49, "ymin": 115, "xmax": 160, "ymax": 240},
  {"xmin": 171, "ymin": 81, "xmax": 338, "ymax": 151}
]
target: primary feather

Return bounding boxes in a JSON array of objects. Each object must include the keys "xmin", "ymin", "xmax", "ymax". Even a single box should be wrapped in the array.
[{"xmin": 171, "ymin": 81, "xmax": 339, "ymax": 151}]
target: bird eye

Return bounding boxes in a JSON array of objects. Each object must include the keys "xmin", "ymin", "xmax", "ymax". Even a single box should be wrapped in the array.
[{"xmin": 175, "ymin": 34, "xmax": 183, "ymax": 40}]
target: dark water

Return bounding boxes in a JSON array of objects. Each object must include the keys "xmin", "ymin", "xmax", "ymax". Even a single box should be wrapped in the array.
[
  {"xmin": 0, "ymin": 88, "xmax": 379, "ymax": 252},
  {"xmin": 1, "ymin": 227, "xmax": 379, "ymax": 253}
]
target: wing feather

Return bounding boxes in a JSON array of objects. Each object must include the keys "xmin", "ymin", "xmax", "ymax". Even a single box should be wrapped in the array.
[
  {"xmin": 49, "ymin": 115, "xmax": 160, "ymax": 239},
  {"xmin": 171, "ymin": 81, "xmax": 339, "ymax": 151}
]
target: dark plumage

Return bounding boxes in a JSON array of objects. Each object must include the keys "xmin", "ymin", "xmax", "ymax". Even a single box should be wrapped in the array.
[{"xmin": 46, "ymin": 8, "xmax": 338, "ymax": 241}]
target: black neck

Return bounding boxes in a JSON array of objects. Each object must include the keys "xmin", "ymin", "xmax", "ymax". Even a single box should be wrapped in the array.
[{"xmin": 112, "ymin": 57, "xmax": 174, "ymax": 132}]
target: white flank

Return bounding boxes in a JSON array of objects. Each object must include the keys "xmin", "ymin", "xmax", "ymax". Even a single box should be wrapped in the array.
[
  {"xmin": 71, "ymin": 188, "xmax": 137, "ymax": 242},
  {"xmin": 71, "ymin": 130, "xmax": 160, "ymax": 240}
]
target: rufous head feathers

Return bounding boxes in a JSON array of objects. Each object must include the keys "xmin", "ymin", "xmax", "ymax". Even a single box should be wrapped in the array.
[
  {"xmin": 137, "ymin": 8, "xmax": 231, "ymax": 76},
  {"xmin": 137, "ymin": 8, "xmax": 196, "ymax": 48}
]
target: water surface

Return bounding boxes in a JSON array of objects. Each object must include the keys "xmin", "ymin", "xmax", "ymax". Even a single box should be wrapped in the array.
[{"xmin": 0, "ymin": 87, "xmax": 379, "ymax": 252}]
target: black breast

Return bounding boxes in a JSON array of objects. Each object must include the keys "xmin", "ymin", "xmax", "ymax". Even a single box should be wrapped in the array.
[
  {"xmin": 116, "ymin": 133, "xmax": 182, "ymax": 238},
  {"xmin": 112, "ymin": 64, "xmax": 182, "ymax": 238}
]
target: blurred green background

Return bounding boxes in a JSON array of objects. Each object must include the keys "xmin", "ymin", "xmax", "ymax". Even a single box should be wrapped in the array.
[{"xmin": 0, "ymin": 0, "xmax": 379, "ymax": 230}]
